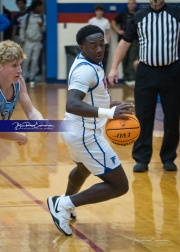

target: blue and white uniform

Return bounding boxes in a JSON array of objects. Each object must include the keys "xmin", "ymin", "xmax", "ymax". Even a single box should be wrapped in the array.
[
  {"xmin": 0, "ymin": 82, "xmax": 20, "ymax": 120},
  {"xmin": 60, "ymin": 53, "xmax": 121, "ymax": 175}
]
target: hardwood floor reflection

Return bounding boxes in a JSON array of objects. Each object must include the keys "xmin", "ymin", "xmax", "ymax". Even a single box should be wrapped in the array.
[{"xmin": 0, "ymin": 83, "xmax": 179, "ymax": 252}]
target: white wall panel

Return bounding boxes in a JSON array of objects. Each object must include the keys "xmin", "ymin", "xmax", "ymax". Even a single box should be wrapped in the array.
[{"xmin": 58, "ymin": 23, "xmax": 84, "ymax": 80}]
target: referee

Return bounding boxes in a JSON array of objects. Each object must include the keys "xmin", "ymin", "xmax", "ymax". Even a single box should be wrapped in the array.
[{"xmin": 108, "ymin": 0, "xmax": 180, "ymax": 172}]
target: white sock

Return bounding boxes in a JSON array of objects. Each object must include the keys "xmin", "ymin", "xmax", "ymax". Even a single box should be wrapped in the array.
[{"xmin": 61, "ymin": 196, "xmax": 75, "ymax": 210}]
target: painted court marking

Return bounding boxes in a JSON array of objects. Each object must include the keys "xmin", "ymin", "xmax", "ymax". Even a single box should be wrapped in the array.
[{"xmin": 0, "ymin": 168, "xmax": 105, "ymax": 252}]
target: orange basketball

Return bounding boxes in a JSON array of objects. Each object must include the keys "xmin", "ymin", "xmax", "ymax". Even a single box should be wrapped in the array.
[{"xmin": 105, "ymin": 114, "xmax": 140, "ymax": 146}]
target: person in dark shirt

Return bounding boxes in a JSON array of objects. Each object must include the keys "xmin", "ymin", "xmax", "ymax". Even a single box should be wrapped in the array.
[
  {"xmin": 109, "ymin": 0, "xmax": 180, "ymax": 172},
  {"xmin": 3, "ymin": 6, "xmax": 12, "ymax": 40}
]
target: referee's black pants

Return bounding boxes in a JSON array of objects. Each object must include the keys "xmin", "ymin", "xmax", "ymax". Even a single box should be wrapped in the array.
[{"xmin": 132, "ymin": 60, "xmax": 180, "ymax": 165}]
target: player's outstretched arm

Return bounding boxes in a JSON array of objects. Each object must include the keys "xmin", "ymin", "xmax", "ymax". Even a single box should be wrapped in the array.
[{"xmin": 18, "ymin": 75, "xmax": 43, "ymax": 120}]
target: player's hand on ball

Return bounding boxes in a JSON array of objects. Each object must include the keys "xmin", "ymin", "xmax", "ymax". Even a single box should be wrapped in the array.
[
  {"xmin": 17, "ymin": 133, "xmax": 28, "ymax": 145},
  {"xmin": 113, "ymin": 102, "xmax": 135, "ymax": 119}
]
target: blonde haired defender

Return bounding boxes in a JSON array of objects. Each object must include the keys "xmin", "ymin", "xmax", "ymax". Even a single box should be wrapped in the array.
[
  {"xmin": 0, "ymin": 39, "xmax": 43, "ymax": 144},
  {"xmin": 0, "ymin": 40, "xmax": 26, "ymax": 64}
]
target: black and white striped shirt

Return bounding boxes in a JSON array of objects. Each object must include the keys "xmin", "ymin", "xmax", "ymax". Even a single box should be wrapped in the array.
[{"xmin": 123, "ymin": 4, "xmax": 180, "ymax": 66}]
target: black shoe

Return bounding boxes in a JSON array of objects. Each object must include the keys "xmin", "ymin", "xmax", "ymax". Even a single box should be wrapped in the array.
[
  {"xmin": 133, "ymin": 163, "xmax": 148, "ymax": 172},
  {"xmin": 163, "ymin": 162, "xmax": 177, "ymax": 171}
]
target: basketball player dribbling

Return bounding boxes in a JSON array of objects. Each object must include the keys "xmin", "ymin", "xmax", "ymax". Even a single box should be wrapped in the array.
[
  {"xmin": 0, "ymin": 40, "xmax": 44, "ymax": 144},
  {"xmin": 47, "ymin": 25, "xmax": 134, "ymax": 236}
]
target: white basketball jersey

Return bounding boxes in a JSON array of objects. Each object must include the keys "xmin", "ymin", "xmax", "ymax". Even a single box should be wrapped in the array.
[{"xmin": 65, "ymin": 53, "xmax": 110, "ymax": 129}]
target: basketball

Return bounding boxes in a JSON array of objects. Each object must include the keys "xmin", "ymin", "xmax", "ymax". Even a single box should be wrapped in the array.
[{"xmin": 105, "ymin": 114, "xmax": 140, "ymax": 146}]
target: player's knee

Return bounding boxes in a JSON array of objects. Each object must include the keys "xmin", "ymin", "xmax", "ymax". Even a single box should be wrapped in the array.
[
  {"xmin": 76, "ymin": 163, "xmax": 91, "ymax": 179},
  {"xmin": 114, "ymin": 178, "xmax": 129, "ymax": 197}
]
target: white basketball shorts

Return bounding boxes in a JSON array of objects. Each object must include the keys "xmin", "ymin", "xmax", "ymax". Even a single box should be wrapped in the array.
[{"xmin": 59, "ymin": 122, "xmax": 121, "ymax": 176}]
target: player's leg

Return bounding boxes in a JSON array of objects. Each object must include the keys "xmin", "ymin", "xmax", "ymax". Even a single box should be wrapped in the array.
[
  {"xmin": 65, "ymin": 163, "xmax": 91, "ymax": 196},
  {"xmin": 64, "ymin": 163, "xmax": 91, "ymax": 220},
  {"xmin": 47, "ymin": 163, "xmax": 90, "ymax": 236},
  {"xmin": 65, "ymin": 127, "xmax": 129, "ymax": 205},
  {"xmin": 29, "ymin": 42, "xmax": 42, "ymax": 84},
  {"xmin": 69, "ymin": 164, "xmax": 128, "ymax": 207},
  {"xmin": 47, "ymin": 127, "xmax": 127, "ymax": 235},
  {"xmin": 22, "ymin": 42, "xmax": 32, "ymax": 81},
  {"xmin": 47, "ymin": 165, "xmax": 128, "ymax": 236}
]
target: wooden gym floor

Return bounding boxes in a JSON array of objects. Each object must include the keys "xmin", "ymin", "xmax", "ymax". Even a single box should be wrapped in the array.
[{"xmin": 0, "ymin": 83, "xmax": 179, "ymax": 252}]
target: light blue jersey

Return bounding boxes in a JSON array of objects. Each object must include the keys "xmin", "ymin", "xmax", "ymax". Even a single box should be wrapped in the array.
[{"xmin": 0, "ymin": 82, "xmax": 20, "ymax": 120}]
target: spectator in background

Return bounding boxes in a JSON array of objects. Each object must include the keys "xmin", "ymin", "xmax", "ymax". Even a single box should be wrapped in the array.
[
  {"xmin": 12, "ymin": 0, "xmax": 28, "ymax": 46},
  {"xmin": 88, "ymin": 4, "xmax": 111, "ymax": 74},
  {"xmin": 0, "ymin": 13, "xmax": 10, "ymax": 34},
  {"xmin": 111, "ymin": 0, "xmax": 138, "ymax": 88},
  {"xmin": 3, "ymin": 6, "xmax": 12, "ymax": 40},
  {"xmin": 19, "ymin": 0, "xmax": 46, "ymax": 88}
]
